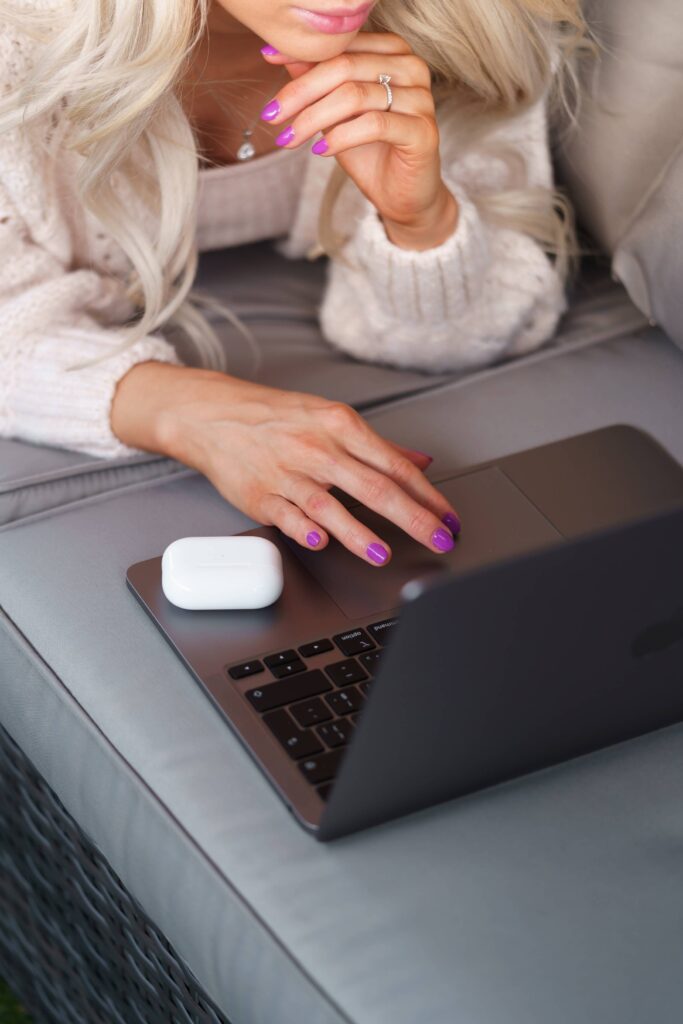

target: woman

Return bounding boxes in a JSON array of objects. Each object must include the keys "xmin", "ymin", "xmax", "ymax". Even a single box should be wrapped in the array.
[{"xmin": 0, "ymin": 0, "xmax": 595, "ymax": 565}]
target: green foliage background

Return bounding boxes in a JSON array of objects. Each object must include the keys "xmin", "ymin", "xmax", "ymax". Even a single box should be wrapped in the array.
[{"xmin": 0, "ymin": 979, "xmax": 32, "ymax": 1023}]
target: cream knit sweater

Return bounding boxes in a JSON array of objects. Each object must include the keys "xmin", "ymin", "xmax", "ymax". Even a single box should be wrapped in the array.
[{"xmin": 0, "ymin": 15, "xmax": 568, "ymax": 459}]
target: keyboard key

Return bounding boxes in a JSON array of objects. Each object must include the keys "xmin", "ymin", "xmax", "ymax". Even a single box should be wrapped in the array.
[
  {"xmin": 332, "ymin": 628, "xmax": 375, "ymax": 657},
  {"xmin": 325, "ymin": 687, "xmax": 364, "ymax": 716},
  {"xmin": 367, "ymin": 617, "xmax": 399, "ymax": 645},
  {"xmin": 290, "ymin": 697, "xmax": 333, "ymax": 728},
  {"xmin": 317, "ymin": 719, "xmax": 355, "ymax": 748},
  {"xmin": 317, "ymin": 783, "xmax": 333, "ymax": 801},
  {"xmin": 351, "ymin": 714, "xmax": 362, "ymax": 726},
  {"xmin": 298, "ymin": 638, "xmax": 333, "ymax": 658},
  {"xmin": 228, "ymin": 660, "xmax": 264, "ymax": 680},
  {"xmin": 359, "ymin": 681, "xmax": 372, "ymax": 696},
  {"xmin": 271, "ymin": 659, "xmax": 306, "ymax": 679},
  {"xmin": 264, "ymin": 649, "xmax": 298, "ymax": 668},
  {"xmin": 246, "ymin": 670, "xmax": 331, "ymax": 713},
  {"xmin": 325, "ymin": 659, "xmax": 368, "ymax": 687},
  {"xmin": 263, "ymin": 710, "xmax": 323, "ymax": 760},
  {"xmin": 359, "ymin": 650, "xmax": 382, "ymax": 675},
  {"xmin": 299, "ymin": 750, "xmax": 343, "ymax": 785}
]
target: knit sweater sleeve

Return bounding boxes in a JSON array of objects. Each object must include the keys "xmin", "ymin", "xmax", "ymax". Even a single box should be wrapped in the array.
[
  {"xmin": 0, "ymin": 180, "xmax": 184, "ymax": 460},
  {"xmin": 318, "ymin": 86, "xmax": 568, "ymax": 373},
  {"xmin": 0, "ymin": 20, "xmax": 183, "ymax": 460}
]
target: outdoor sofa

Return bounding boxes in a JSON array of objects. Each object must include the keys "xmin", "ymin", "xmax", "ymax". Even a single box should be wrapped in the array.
[{"xmin": 2, "ymin": 1, "xmax": 683, "ymax": 1021}]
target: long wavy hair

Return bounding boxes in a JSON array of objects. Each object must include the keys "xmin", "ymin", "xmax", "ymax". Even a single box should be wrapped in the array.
[{"xmin": 0, "ymin": 0, "xmax": 600, "ymax": 373}]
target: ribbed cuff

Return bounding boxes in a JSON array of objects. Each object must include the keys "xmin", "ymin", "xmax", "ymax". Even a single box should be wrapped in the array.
[
  {"xmin": 345, "ymin": 177, "xmax": 491, "ymax": 324},
  {"xmin": 8, "ymin": 326, "xmax": 184, "ymax": 459}
]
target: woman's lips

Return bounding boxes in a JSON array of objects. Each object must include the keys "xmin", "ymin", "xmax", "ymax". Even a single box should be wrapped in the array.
[{"xmin": 291, "ymin": 2, "xmax": 373, "ymax": 35}]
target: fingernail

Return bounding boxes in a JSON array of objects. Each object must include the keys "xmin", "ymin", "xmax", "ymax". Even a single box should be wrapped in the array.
[
  {"xmin": 413, "ymin": 449, "xmax": 433, "ymax": 462},
  {"xmin": 260, "ymin": 45, "xmax": 279, "ymax": 56},
  {"xmin": 311, "ymin": 137, "xmax": 329, "ymax": 156},
  {"xmin": 442, "ymin": 512, "xmax": 462, "ymax": 536},
  {"xmin": 306, "ymin": 531, "xmax": 321, "ymax": 548},
  {"xmin": 275, "ymin": 125, "xmax": 295, "ymax": 147},
  {"xmin": 260, "ymin": 99, "xmax": 281, "ymax": 121},
  {"xmin": 431, "ymin": 527, "xmax": 455, "ymax": 552},
  {"xmin": 367, "ymin": 542, "xmax": 389, "ymax": 565}
]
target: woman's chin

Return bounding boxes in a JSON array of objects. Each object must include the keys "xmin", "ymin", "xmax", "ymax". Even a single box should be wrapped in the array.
[{"xmin": 277, "ymin": 31, "xmax": 359, "ymax": 64}]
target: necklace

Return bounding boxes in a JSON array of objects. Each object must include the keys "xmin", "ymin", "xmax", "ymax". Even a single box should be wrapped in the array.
[{"xmin": 202, "ymin": 66, "xmax": 289, "ymax": 163}]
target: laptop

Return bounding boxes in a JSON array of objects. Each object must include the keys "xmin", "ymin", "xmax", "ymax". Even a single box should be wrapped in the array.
[{"xmin": 126, "ymin": 425, "xmax": 683, "ymax": 839}]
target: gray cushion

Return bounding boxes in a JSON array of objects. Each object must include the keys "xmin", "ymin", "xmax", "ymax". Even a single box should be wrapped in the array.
[
  {"xmin": 0, "ymin": 439, "xmax": 180, "ymax": 528},
  {"xmin": 0, "ymin": 243, "xmax": 646, "ymax": 527},
  {"xmin": 2, "ymin": 318, "xmax": 683, "ymax": 1024},
  {"xmin": 556, "ymin": 0, "xmax": 683, "ymax": 341},
  {"xmin": 366, "ymin": 322, "xmax": 683, "ymax": 473}
]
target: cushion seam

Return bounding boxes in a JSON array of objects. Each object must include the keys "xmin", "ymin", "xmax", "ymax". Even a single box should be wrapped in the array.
[
  {"xmin": 0, "ymin": 453, "xmax": 176, "ymax": 497},
  {"xmin": 0, "ymin": 466, "xmax": 200, "ymax": 533},
  {"xmin": 612, "ymin": 135, "xmax": 683, "ymax": 253},
  {"xmin": 0, "ymin": 461, "xmax": 187, "ymax": 528}
]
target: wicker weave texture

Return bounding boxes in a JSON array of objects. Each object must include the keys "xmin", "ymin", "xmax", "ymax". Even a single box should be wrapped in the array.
[{"xmin": 0, "ymin": 722, "xmax": 232, "ymax": 1024}]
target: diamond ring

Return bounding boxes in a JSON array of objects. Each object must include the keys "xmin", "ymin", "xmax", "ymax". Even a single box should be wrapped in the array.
[{"xmin": 378, "ymin": 73, "xmax": 393, "ymax": 112}]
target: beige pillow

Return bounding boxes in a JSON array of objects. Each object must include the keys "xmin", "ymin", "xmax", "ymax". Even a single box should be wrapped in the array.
[
  {"xmin": 555, "ymin": 0, "xmax": 683, "ymax": 344},
  {"xmin": 612, "ymin": 139, "xmax": 683, "ymax": 347}
]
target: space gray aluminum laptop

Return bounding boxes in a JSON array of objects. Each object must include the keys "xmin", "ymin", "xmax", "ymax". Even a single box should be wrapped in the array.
[{"xmin": 126, "ymin": 425, "xmax": 683, "ymax": 839}]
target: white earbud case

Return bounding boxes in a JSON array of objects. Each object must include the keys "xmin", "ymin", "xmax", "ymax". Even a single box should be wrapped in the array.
[{"xmin": 161, "ymin": 536, "xmax": 284, "ymax": 610}]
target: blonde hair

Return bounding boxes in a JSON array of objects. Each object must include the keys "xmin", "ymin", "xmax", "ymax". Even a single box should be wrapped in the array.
[{"xmin": 0, "ymin": 0, "xmax": 600, "ymax": 373}]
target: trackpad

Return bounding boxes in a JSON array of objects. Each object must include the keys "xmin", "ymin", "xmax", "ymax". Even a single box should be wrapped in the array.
[{"xmin": 287, "ymin": 467, "xmax": 562, "ymax": 619}]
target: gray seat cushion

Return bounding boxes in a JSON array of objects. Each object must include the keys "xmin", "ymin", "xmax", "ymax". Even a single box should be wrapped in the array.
[
  {"xmin": 0, "ymin": 440, "xmax": 179, "ymax": 529},
  {"xmin": 1, "ymin": 243, "xmax": 645, "ymax": 527},
  {"xmin": 366, "ymin": 320, "xmax": 683, "ymax": 473},
  {"xmin": 2, "ymin": 317, "xmax": 682, "ymax": 1024}
]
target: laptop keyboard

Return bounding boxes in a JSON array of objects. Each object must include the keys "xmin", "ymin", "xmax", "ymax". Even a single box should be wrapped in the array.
[{"xmin": 226, "ymin": 618, "xmax": 398, "ymax": 802}]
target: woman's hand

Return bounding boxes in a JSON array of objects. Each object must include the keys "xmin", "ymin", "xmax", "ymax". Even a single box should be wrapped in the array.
[
  {"xmin": 111, "ymin": 363, "xmax": 461, "ymax": 566},
  {"xmin": 260, "ymin": 33, "xmax": 459, "ymax": 250}
]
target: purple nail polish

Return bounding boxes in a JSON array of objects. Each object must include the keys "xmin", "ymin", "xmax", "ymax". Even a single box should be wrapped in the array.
[
  {"xmin": 260, "ymin": 45, "xmax": 279, "ymax": 56},
  {"xmin": 306, "ymin": 531, "xmax": 321, "ymax": 548},
  {"xmin": 260, "ymin": 99, "xmax": 281, "ymax": 121},
  {"xmin": 431, "ymin": 527, "xmax": 455, "ymax": 552},
  {"xmin": 367, "ymin": 542, "xmax": 389, "ymax": 565},
  {"xmin": 275, "ymin": 125, "xmax": 295, "ymax": 147},
  {"xmin": 442, "ymin": 512, "xmax": 462, "ymax": 536},
  {"xmin": 311, "ymin": 137, "xmax": 329, "ymax": 156}
]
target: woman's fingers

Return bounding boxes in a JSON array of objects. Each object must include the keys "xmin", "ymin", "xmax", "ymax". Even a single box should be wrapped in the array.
[
  {"xmin": 311, "ymin": 404, "xmax": 461, "ymax": 542},
  {"xmin": 380, "ymin": 454, "xmax": 461, "ymax": 535},
  {"xmin": 348, "ymin": 425, "xmax": 461, "ymax": 533},
  {"xmin": 260, "ymin": 51, "xmax": 431, "ymax": 125},
  {"xmin": 312, "ymin": 109, "xmax": 439, "ymax": 158},
  {"xmin": 271, "ymin": 82, "xmax": 433, "ymax": 150},
  {"xmin": 259, "ymin": 493, "xmax": 330, "ymax": 552},
  {"xmin": 259, "ymin": 44, "xmax": 314, "ymax": 74},
  {"xmin": 388, "ymin": 441, "xmax": 433, "ymax": 471},
  {"xmin": 260, "ymin": 32, "xmax": 414, "ymax": 62},
  {"xmin": 284, "ymin": 480, "xmax": 393, "ymax": 567},
  {"xmin": 330, "ymin": 455, "xmax": 457, "ymax": 554}
]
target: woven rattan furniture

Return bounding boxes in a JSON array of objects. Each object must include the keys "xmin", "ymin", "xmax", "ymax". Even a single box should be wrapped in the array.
[{"xmin": 0, "ymin": 722, "xmax": 230, "ymax": 1024}]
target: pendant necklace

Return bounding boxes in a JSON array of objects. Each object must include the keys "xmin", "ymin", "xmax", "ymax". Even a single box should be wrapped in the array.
[{"xmin": 204, "ymin": 66, "xmax": 289, "ymax": 163}]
